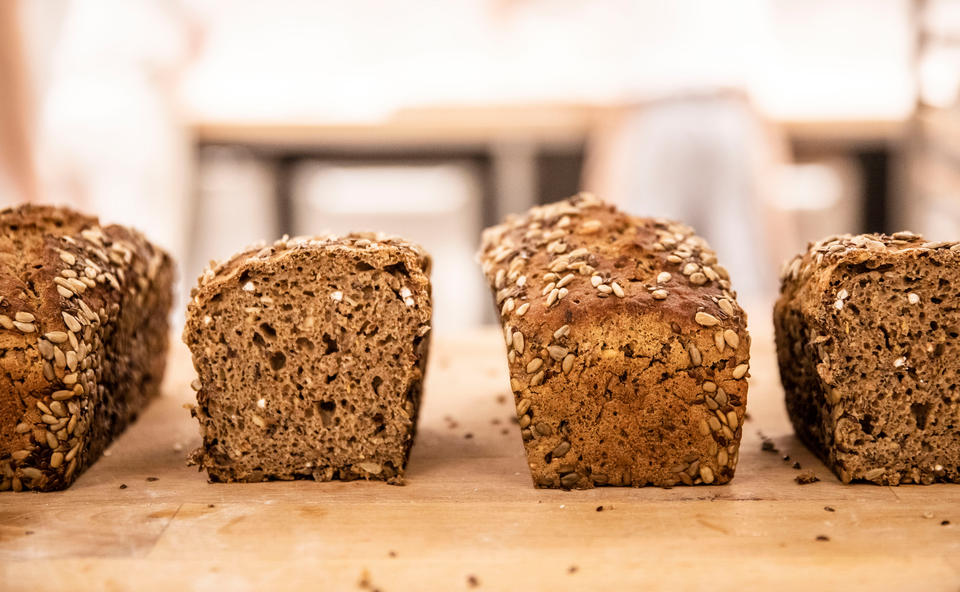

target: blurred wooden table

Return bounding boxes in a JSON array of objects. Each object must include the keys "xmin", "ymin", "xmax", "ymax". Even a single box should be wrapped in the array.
[{"xmin": 2, "ymin": 323, "xmax": 957, "ymax": 592}]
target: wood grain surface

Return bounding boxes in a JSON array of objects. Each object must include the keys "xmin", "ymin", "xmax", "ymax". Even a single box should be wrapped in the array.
[{"xmin": 1, "ymin": 317, "xmax": 958, "ymax": 591}]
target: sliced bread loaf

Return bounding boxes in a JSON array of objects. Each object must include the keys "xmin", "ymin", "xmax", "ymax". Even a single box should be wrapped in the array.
[{"xmin": 185, "ymin": 234, "xmax": 432, "ymax": 484}]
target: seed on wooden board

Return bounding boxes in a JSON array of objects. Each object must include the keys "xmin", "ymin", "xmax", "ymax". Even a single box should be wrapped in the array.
[
  {"xmin": 695, "ymin": 312, "xmax": 720, "ymax": 327},
  {"xmin": 551, "ymin": 441, "xmax": 571, "ymax": 457},
  {"xmin": 687, "ymin": 343, "xmax": 702, "ymax": 366},
  {"xmin": 724, "ymin": 330, "xmax": 739, "ymax": 349},
  {"xmin": 562, "ymin": 354, "xmax": 575, "ymax": 374},
  {"xmin": 733, "ymin": 364, "xmax": 749, "ymax": 379},
  {"xmin": 526, "ymin": 358, "xmax": 543, "ymax": 373},
  {"xmin": 651, "ymin": 289, "xmax": 668, "ymax": 300}
]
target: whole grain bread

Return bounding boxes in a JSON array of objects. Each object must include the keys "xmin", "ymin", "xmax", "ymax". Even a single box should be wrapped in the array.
[
  {"xmin": 479, "ymin": 194, "xmax": 750, "ymax": 488},
  {"xmin": 185, "ymin": 233, "xmax": 432, "ymax": 484},
  {"xmin": 0, "ymin": 205, "xmax": 173, "ymax": 492},
  {"xmin": 775, "ymin": 231, "xmax": 960, "ymax": 485}
]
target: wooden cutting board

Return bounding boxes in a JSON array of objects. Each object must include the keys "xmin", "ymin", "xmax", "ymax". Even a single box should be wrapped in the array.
[{"xmin": 1, "ymin": 321, "xmax": 958, "ymax": 591}]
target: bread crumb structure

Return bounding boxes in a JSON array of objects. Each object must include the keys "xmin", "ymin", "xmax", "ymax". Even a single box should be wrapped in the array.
[
  {"xmin": 0, "ymin": 205, "xmax": 173, "ymax": 492},
  {"xmin": 185, "ymin": 233, "xmax": 432, "ymax": 484},
  {"xmin": 479, "ymin": 194, "xmax": 750, "ymax": 488},
  {"xmin": 776, "ymin": 232, "xmax": 960, "ymax": 485}
]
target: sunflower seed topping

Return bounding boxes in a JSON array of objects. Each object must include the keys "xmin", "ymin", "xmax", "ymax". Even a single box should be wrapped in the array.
[
  {"xmin": 651, "ymin": 289, "xmax": 668, "ymax": 300},
  {"xmin": 732, "ymin": 363, "xmax": 749, "ymax": 379},
  {"xmin": 695, "ymin": 312, "xmax": 720, "ymax": 327}
]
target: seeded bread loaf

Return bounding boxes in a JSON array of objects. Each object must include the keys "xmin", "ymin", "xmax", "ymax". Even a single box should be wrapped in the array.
[
  {"xmin": 479, "ymin": 194, "xmax": 750, "ymax": 488},
  {"xmin": 0, "ymin": 205, "xmax": 173, "ymax": 492},
  {"xmin": 775, "ymin": 232, "xmax": 960, "ymax": 485},
  {"xmin": 185, "ymin": 233, "xmax": 432, "ymax": 484}
]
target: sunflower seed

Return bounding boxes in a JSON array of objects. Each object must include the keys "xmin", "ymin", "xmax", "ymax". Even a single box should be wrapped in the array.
[
  {"xmin": 590, "ymin": 275, "xmax": 603, "ymax": 287},
  {"xmin": 596, "ymin": 284, "xmax": 612, "ymax": 294},
  {"xmin": 546, "ymin": 288, "xmax": 559, "ymax": 307},
  {"xmin": 689, "ymin": 272, "xmax": 707, "ymax": 285},
  {"xmin": 14, "ymin": 312, "xmax": 35, "ymax": 323},
  {"xmin": 516, "ymin": 302, "xmax": 530, "ymax": 317},
  {"xmin": 541, "ymin": 282, "xmax": 556, "ymax": 296},
  {"xmin": 702, "ymin": 381, "xmax": 717, "ymax": 393},
  {"xmin": 50, "ymin": 452, "xmax": 64, "ymax": 469},
  {"xmin": 519, "ymin": 414, "xmax": 531, "ymax": 429},
  {"xmin": 535, "ymin": 422, "xmax": 552, "ymax": 436},
  {"xmin": 699, "ymin": 466, "xmax": 715, "ymax": 484},
  {"xmin": 651, "ymin": 289, "xmax": 668, "ymax": 300},
  {"xmin": 708, "ymin": 417, "xmax": 722, "ymax": 432},
  {"xmin": 38, "ymin": 339, "xmax": 54, "ymax": 360},
  {"xmin": 0, "ymin": 315, "xmax": 12, "ymax": 329},
  {"xmin": 611, "ymin": 282, "xmax": 625, "ymax": 298},
  {"xmin": 561, "ymin": 353, "xmax": 575, "ymax": 374},
  {"xmin": 723, "ymin": 330, "xmax": 739, "ymax": 349},
  {"xmin": 657, "ymin": 272, "xmax": 672, "ymax": 284},
  {"xmin": 732, "ymin": 364, "xmax": 749, "ymax": 379},
  {"xmin": 52, "ymin": 390, "xmax": 75, "ymax": 401},
  {"xmin": 727, "ymin": 411, "xmax": 739, "ymax": 430},
  {"xmin": 682, "ymin": 263, "xmax": 699, "ymax": 275},
  {"xmin": 714, "ymin": 331, "xmax": 725, "ymax": 352},
  {"xmin": 45, "ymin": 331, "xmax": 69, "ymax": 344},
  {"xmin": 695, "ymin": 312, "xmax": 720, "ymax": 327},
  {"xmin": 526, "ymin": 358, "xmax": 543, "ymax": 373},
  {"xmin": 699, "ymin": 419, "xmax": 711, "ymax": 436},
  {"xmin": 547, "ymin": 346, "xmax": 568, "ymax": 361},
  {"xmin": 57, "ymin": 285, "xmax": 74, "ymax": 298},
  {"xmin": 14, "ymin": 321, "xmax": 36, "ymax": 333},
  {"xmin": 512, "ymin": 331, "xmax": 525, "ymax": 354},
  {"xmin": 551, "ymin": 441, "xmax": 571, "ymax": 457},
  {"xmin": 715, "ymin": 388, "xmax": 728, "ymax": 406},
  {"xmin": 516, "ymin": 398, "xmax": 531, "ymax": 416},
  {"xmin": 557, "ymin": 273, "xmax": 576, "ymax": 288},
  {"xmin": 12, "ymin": 450, "xmax": 30, "ymax": 461},
  {"xmin": 553, "ymin": 325, "xmax": 570, "ymax": 340},
  {"xmin": 45, "ymin": 431, "xmax": 58, "ymax": 448},
  {"xmin": 718, "ymin": 299, "xmax": 734, "ymax": 316},
  {"xmin": 687, "ymin": 343, "xmax": 702, "ymax": 366}
]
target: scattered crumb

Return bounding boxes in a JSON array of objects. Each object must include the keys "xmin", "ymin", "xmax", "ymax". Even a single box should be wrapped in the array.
[
  {"xmin": 596, "ymin": 506, "xmax": 604, "ymax": 512},
  {"xmin": 792, "ymin": 462, "xmax": 802, "ymax": 470},
  {"xmin": 567, "ymin": 566, "xmax": 579, "ymax": 574},
  {"xmin": 795, "ymin": 471, "xmax": 819, "ymax": 485},
  {"xmin": 496, "ymin": 394, "xmax": 507, "ymax": 405},
  {"xmin": 509, "ymin": 416, "xmax": 519, "ymax": 425},
  {"xmin": 464, "ymin": 433, "xmax": 474, "ymax": 439},
  {"xmin": 922, "ymin": 511, "xmax": 934, "ymax": 519},
  {"xmin": 743, "ymin": 411, "xmax": 752, "ymax": 422},
  {"xmin": 146, "ymin": 477, "xmax": 159, "ymax": 482},
  {"xmin": 824, "ymin": 506, "xmax": 835, "ymax": 512},
  {"xmin": 388, "ymin": 550, "xmax": 397, "ymax": 558},
  {"xmin": 467, "ymin": 575, "xmax": 480, "ymax": 588},
  {"xmin": 815, "ymin": 535, "xmax": 830, "ymax": 542},
  {"xmin": 119, "ymin": 484, "xmax": 127, "ymax": 489},
  {"xmin": 782, "ymin": 455, "xmax": 791, "ymax": 462},
  {"xmin": 501, "ymin": 429, "xmax": 509, "ymax": 435},
  {"xmin": 208, "ymin": 504, "xmax": 215, "ymax": 508},
  {"xmin": 761, "ymin": 438, "xmax": 777, "ymax": 453},
  {"xmin": 941, "ymin": 520, "xmax": 950, "ymax": 526}
]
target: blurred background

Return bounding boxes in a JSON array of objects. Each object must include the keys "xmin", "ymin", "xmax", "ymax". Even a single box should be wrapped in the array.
[{"xmin": 0, "ymin": 0, "xmax": 958, "ymax": 333}]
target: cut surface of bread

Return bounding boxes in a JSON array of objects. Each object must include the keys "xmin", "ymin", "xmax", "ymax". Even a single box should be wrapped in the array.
[{"xmin": 185, "ymin": 234, "xmax": 432, "ymax": 484}]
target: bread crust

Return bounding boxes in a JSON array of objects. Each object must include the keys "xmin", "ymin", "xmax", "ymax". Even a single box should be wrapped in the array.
[
  {"xmin": 0, "ymin": 205, "xmax": 173, "ymax": 492},
  {"xmin": 479, "ymin": 194, "xmax": 750, "ymax": 488}
]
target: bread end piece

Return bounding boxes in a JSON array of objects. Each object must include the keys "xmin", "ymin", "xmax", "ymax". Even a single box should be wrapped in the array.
[{"xmin": 776, "ymin": 232, "xmax": 960, "ymax": 485}]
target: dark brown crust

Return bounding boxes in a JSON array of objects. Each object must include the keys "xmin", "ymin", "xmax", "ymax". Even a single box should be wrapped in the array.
[
  {"xmin": 775, "ymin": 231, "xmax": 960, "ymax": 485},
  {"xmin": 0, "ymin": 205, "xmax": 173, "ymax": 492},
  {"xmin": 184, "ymin": 233, "xmax": 432, "ymax": 484},
  {"xmin": 479, "ymin": 194, "xmax": 750, "ymax": 488}
]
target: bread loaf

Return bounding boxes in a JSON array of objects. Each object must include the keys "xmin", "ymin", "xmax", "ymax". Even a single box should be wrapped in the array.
[
  {"xmin": 185, "ymin": 233, "xmax": 432, "ymax": 484},
  {"xmin": 479, "ymin": 194, "xmax": 750, "ymax": 488},
  {"xmin": 0, "ymin": 205, "xmax": 173, "ymax": 492},
  {"xmin": 775, "ymin": 232, "xmax": 960, "ymax": 484}
]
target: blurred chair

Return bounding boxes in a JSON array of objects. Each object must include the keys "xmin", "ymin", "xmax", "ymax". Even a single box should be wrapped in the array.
[
  {"xmin": 584, "ymin": 91, "xmax": 794, "ymax": 304},
  {"xmin": 290, "ymin": 162, "xmax": 484, "ymax": 334}
]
